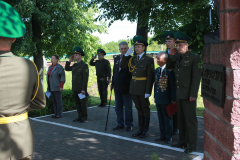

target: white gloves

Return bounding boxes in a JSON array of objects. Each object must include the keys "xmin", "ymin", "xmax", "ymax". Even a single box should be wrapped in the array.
[
  {"xmin": 125, "ymin": 46, "xmax": 133, "ymax": 56},
  {"xmin": 145, "ymin": 93, "xmax": 151, "ymax": 98}
]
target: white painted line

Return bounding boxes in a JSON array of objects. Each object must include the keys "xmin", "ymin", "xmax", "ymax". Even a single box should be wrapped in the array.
[
  {"xmin": 192, "ymin": 155, "xmax": 203, "ymax": 160},
  {"xmin": 31, "ymin": 117, "xmax": 203, "ymax": 159},
  {"xmin": 34, "ymin": 106, "xmax": 98, "ymax": 119}
]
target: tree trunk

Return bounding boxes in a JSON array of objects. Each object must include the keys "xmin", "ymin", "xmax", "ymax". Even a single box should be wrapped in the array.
[{"xmin": 32, "ymin": 14, "xmax": 43, "ymax": 82}]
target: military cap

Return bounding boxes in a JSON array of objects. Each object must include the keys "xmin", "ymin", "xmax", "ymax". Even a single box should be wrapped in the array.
[
  {"xmin": 74, "ymin": 46, "xmax": 84, "ymax": 56},
  {"xmin": 97, "ymin": 49, "xmax": 106, "ymax": 55},
  {"xmin": 164, "ymin": 30, "xmax": 175, "ymax": 40},
  {"xmin": 0, "ymin": 1, "xmax": 26, "ymax": 38},
  {"xmin": 133, "ymin": 35, "xmax": 148, "ymax": 46},
  {"xmin": 174, "ymin": 31, "xmax": 192, "ymax": 43}
]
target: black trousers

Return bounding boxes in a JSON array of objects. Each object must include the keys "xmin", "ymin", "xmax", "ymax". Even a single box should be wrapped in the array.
[
  {"xmin": 132, "ymin": 95, "xmax": 150, "ymax": 117},
  {"xmin": 51, "ymin": 91, "xmax": 63, "ymax": 117},
  {"xmin": 97, "ymin": 77, "xmax": 108, "ymax": 105},
  {"xmin": 177, "ymin": 99, "xmax": 198, "ymax": 149},
  {"xmin": 73, "ymin": 92, "xmax": 87, "ymax": 120}
]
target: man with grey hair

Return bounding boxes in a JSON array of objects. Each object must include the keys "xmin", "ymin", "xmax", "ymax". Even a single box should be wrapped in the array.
[
  {"xmin": 154, "ymin": 52, "xmax": 176, "ymax": 144},
  {"xmin": 111, "ymin": 41, "xmax": 133, "ymax": 131}
]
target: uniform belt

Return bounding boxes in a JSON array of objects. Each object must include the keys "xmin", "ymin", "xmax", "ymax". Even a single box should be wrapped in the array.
[
  {"xmin": 132, "ymin": 76, "xmax": 147, "ymax": 80},
  {"xmin": 0, "ymin": 112, "xmax": 28, "ymax": 124}
]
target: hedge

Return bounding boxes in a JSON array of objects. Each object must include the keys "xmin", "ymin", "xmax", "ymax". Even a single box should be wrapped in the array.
[{"xmin": 29, "ymin": 89, "xmax": 91, "ymax": 117}]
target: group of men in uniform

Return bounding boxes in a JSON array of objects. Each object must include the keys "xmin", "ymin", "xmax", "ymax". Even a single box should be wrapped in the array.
[{"xmin": 0, "ymin": 2, "xmax": 202, "ymax": 160}]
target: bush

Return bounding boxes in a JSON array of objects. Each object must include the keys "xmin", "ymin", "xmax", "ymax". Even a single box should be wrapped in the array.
[{"xmin": 29, "ymin": 89, "xmax": 91, "ymax": 117}]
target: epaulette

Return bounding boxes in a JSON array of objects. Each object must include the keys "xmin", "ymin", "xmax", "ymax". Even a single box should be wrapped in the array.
[{"xmin": 146, "ymin": 55, "xmax": 153, "ymax": 58}]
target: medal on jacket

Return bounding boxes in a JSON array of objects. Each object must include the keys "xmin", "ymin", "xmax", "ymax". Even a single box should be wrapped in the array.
[{"xmin": 157, "ymin": 71, "xmax": 168, "ymax": 92}]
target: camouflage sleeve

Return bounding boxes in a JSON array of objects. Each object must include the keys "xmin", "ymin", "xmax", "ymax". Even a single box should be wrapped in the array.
[
  {"xmin": 190, "ymin": 55, "xmax": 202, "ymax": 98},
  {"xmin": 145, "ymin": 58, "xmax": 155, "ymax": 94}
]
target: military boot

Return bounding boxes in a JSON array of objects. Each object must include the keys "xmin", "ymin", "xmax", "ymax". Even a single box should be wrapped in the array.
[
  {"xmin": 132, "ymin": 115, "xmax": 144, "ymax": 137},
  {"xmin": 139, "ymin": 116, "xmax": 150, "ymax": 138}
]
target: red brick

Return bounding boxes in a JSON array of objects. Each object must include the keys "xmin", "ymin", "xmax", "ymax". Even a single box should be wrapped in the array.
[
  {"xmin": 225, "ymin": 69, "xmax": 240, "ymax": 98},
  {"xmin": 209, "ymin": 43, "xmax": 224, "ymax": 65},
  {"xmin": 204, "ymin": 110, "xmax": 236, "ymax": 153},
  {"xmin": 204, "ymin": 99, "xmax": 227, "ymax": 122},
  {"xmin": 202, "ymin": 44, "xmax": 210, "ymax": 64},
  {"xmin": 203, "ymin": 152, "xmax": 212, "ymax": 160},
  {"xmin": 231, "ymin": 100, "xmax": 240, "ymax": 126},
  {"xmin": 220, "ymin": 0, "xmax": 240, "ymax": 11},
  {"xmin": 220, "ymin": 12, "xmax": 240, "ymax": 41},
  {"xmin": 223, "ymin": 41, "xmax": 240, "ymax": 69}
]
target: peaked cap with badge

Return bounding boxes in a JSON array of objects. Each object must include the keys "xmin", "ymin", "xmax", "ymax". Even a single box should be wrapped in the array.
[
  {"xmin": 0, "ymin": 1, "xmax": 26, "ymax": 38},
  {"xmin": 174, "ymin": 31, "xmax": 192, "ymax": 43},
  {"xmin": 97, "ymin": 48, "xmax": 106, "ymax": 55},
  {"xmin": 74, "ymin": 46, "xmax": 84, "ymax": 56},
  {"xmin": 164, "ymin": 30, "xmax": 175, "ymax": 40},
  {"xmin": 0, "ymin": 1, "xmax": 46, "ymax": 160},
  {"xmin": 133, "ymin": 35, "xmax": 148, "ymax": 46}
]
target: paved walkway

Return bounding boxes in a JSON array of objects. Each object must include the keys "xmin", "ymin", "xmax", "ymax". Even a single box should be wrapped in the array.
[{"xmin": 30, "ymin": 106, "xmax": 204, "ymax": 160}]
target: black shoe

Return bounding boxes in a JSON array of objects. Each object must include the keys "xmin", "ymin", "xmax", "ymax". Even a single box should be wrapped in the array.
[
  {"xmin": 51, "ymin": 115, "xmax": 56, "ymax": 118},
  {"xmin": 171, "ymin": 143, "xmax": 187, "ymax": 148},
  {"xmin": 113, "ymin": 126, "xmax": 124, "ymax": 130},
  {"xmin": 55, "ymin": 116, "xmax": 62, "ymax": 119},
  {"xmin": 165, "ymin": 138, "xmax": 172, "ymax": 144},
  {"xmin": 132, "ymin": 130, "xmax": 142, "ymax": 137},
  {"xmin": 73, "ymin": 117, "xmax": 81, "ymax": 122},
  {"xmin": 173, "ymin": 129, "xmax": 179, "ymax": 135},
  {"xmin": 126, "ymin": 126, "xmax": 133, "ymax": 131},
  {"xmin": 155, "ymin": 137, "xmax": 166, "ymax": 141},
  {"xmin": 79, "ymin": 119, "xmax": 85, "ymax": 123},
  {"xmin": 98, "ymin": 104, "xmax": 104, "ymax": 107},
  {"xmin": 139, "ymin": 130, "xmax": 148, "ymax": 138},
  {"xmin": 184, "ymin": 148, "xmax": 195, "ymax": 154}
]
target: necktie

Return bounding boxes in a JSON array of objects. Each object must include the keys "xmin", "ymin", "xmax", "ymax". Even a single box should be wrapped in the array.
[
  {"xmin": 137, "ymin": 55, "xmax": 140, "ymax": 60},
  {"xmin": 159, "ymin": 68, "xmax": 162, "ymax": 74}
]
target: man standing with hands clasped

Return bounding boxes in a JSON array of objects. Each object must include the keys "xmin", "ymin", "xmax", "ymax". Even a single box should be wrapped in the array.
[
  {"xmin": 120, "ymin": 35, "xmax": 155, "ymax": 138},
  {"xmin": 65, "ymin": 47, "xmax": 89, "ymax": 123},
  {"xmin": 166, "ymin": 31, "xmax": 201, "ymax": 153}
]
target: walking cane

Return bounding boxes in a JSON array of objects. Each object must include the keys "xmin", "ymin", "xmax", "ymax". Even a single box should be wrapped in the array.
[{"xmin": 105, "ymin": 88, "xmax": 113, "ymax": 130}]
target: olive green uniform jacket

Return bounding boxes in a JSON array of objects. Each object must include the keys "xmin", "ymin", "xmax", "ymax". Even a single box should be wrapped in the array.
[
  {"xmin": 65, "ymin": 61, "xmax": 89, "ymax": 93},
  {"xmin": 120, "ymin": 53, "xmax": 155, "ymax": 95},
  {"xmin": 0, "ymin": 51, "xmax": 46, "ymax": 160},
  {"xmin": 89, "ymin": 58, "xmax": 111, "ymax": 79},
  {"xmin": 166, "ymin": 51, "xmax": 201, "ymax": 99}
]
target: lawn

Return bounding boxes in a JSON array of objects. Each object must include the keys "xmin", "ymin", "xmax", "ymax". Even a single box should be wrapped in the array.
[{"xmin": 43, "ymin": 61, "xmax": 204, "ymax": 117}]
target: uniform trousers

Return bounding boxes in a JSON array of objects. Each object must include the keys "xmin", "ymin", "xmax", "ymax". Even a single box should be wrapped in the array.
[
  {"xmin": 73, "ymin": 92, "xmax": 87, "ymax": 120},
  {"xmin": 131, "ymin": 95, "xmax": 150, "ymax": 117},
  {"xmin": 177, "ymin": 99, "xmax": 198, "ymax": 149},
  {"xmin": 50, "ymin": 91, "xmax": 63, "ymax": 117},
  {"xmin": 97, "ymin": 77, "xmax": 108, "ymax": 105}
]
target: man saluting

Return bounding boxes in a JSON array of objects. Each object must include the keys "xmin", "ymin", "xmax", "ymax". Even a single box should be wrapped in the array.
[{"xmin": 120, "ymin": 35, "xmax": 155, "ymax": 138}]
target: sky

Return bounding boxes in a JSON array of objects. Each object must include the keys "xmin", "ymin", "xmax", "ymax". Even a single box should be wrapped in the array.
[{"xmin": 92, "ymin": 19, "xmax": 153, "ymax": 44}]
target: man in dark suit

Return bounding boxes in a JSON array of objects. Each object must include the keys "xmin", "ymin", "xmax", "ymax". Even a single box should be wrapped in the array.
[
  {"xmin": 154, "ymin": 52, "xmax": 176, "ymax": 144},
  {"xmin": 111, "ymin": 41, "xmax": 133, "ymax": 131},
  {"xmin": 167, "ymin": 31, "xmax": 201, "ymax": 153},
  {"xmin": 164, "ymin": 30, "xmax": 179, "ymax": 135},
  {"xmin": 120, "ymin": 35, "xmax": 155, "ymax": 138}
]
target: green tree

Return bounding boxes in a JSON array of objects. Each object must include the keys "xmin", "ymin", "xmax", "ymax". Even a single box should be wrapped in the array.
[{"xmin": 5, "ymin": 0, "xmax": 106, "ymax": 79}]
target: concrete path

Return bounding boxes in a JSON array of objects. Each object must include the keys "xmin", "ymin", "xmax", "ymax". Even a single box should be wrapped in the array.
[{"xmin": 30, "ymin": 106, "xmax": 204, "ymax": 160}]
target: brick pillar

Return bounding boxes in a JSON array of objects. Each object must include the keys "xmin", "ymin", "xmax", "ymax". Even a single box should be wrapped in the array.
[{"xmin": 203, "ymin": 1, "xmax": 240, "ymax": 159}]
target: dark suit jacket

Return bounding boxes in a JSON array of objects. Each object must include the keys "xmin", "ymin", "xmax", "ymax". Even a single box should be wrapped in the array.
[
  {"xmin": 154, "ymin": 67, "xmax": 176, "ymax": 104},
  {"xmin": 112, "ymin": 55, "xmax": 132, "ymax": 94},
  {"xmin": 47, "ymin": 63, "xmax": 65, "ymax": 92}
]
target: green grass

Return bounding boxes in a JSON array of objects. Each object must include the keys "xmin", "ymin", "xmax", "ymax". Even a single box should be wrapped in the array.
[{"xmin": 44, "ymin": 61, "xmax": 204, "ymax": 117}]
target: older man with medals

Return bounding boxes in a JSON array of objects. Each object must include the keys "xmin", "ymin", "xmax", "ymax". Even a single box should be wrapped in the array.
[{"xmin": 154, "ymin": 52, "xmax": 176, "ymax": 144}]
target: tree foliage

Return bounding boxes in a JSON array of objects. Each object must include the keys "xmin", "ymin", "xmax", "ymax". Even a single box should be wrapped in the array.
[{"xmin": 4, "ymin": 0, "xmax": 106, "ymax": 72}]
